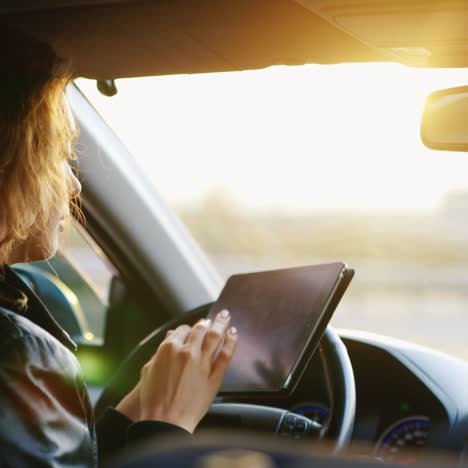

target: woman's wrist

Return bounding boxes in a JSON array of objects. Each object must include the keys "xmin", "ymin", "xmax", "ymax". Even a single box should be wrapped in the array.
[
  {"xmin": 116, "ymin": 384, "xmax": 140, "ymax": 422},
  {"xmin": 140, "ymin": 407, "xmax": 195, "ymax": 433}
]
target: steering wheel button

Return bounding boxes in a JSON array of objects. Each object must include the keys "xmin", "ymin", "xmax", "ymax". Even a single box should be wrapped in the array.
[
  {"xmin": 284, "ymin": 423, "xmax": 294, "ymax": 433},
  {"xmin": 285, "ymin": 415, "xmax": 296, "ymax": 425},
  {"xmin": 296, "ymin": 420, "xmax": 306, "ymax": 431}
]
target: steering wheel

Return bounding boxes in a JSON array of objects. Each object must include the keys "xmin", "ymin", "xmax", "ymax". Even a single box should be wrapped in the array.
[{"xmin": 95, "ymin": 303, "xmax": 356, "ymax": 453}]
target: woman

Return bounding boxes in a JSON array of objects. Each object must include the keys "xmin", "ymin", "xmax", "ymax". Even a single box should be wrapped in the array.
[{"xmin": 0, "ymin": 25, "xmax": 238, "ymax": 466}]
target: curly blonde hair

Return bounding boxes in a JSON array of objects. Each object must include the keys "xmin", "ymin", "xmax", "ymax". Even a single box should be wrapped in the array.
[{"xmin": 0, "ymin": 25, "xmax": 79, "ymax": 264}]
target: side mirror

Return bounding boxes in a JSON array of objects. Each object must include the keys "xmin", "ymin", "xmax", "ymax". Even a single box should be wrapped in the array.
[{"xmin": 421, "ymin": 86, "xmax": 468, "ymax": 152}]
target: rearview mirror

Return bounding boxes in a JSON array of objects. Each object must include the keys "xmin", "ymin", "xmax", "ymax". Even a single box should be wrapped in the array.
[{"xmin": 421, "ymin": 86, "xmax": 468, "ymax": 152}]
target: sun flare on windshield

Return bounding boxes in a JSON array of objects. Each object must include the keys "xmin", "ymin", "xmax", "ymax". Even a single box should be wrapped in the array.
[{"xmin": 77, "ymin": 63, "xmax": 468, "ymax": 215}]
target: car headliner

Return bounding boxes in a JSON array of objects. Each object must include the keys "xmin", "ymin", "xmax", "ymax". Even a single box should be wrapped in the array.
[{"xmin": 2, "ymin": 0, "xmax": 468, "ymax": 79}]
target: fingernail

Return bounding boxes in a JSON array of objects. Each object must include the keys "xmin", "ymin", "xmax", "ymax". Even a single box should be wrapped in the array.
[
  {"xmin": 229, "ymin": 327, "xmax": 238, "ymax": 335},
  {"xmin": 219, "ymin": 309, "xmax": 230, "ymax": 319},
  {"xmin": 203, "ymin": 318, "xmax": 212, "ymax": 326}
]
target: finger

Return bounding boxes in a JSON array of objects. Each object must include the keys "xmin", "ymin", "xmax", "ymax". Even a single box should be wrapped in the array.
[
  {"xmin": 149, "ymin": 329, "xmax": 173, "ymax": 360},
  {"xmin": 202, "ymin": 310, "xmax": 231, "ymax": 359},
  {"xmin": 210, "ymin": 326, "xmax": 238, "ymax": 384},
  {"xmin": 185, "ymin": 318, "xmax": 212, "ymax": 349},
  {"xmin": 167, "ymin": 324, "xmax": 192, "ymax": 345}
]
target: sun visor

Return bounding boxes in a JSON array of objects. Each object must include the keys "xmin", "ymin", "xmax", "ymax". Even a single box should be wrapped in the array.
[
  {"xmin": 3, "ymin": 0, "xmax": 385, "ymax": 79},
  {"xmin": 296, "ymin": 0, "xmax": 468, "ymax": 68}
]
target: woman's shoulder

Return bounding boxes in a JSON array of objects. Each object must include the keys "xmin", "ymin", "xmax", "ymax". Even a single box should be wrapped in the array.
[
  {"xmin": 0, "ymin": 311, "xmax": 97, "ymax": 466},
  {"xmin": 0, "ymin": 306, "xmax": 80, "ymax": 373},
  {"xmin": 0, "ymin": 305, "xmax": 49, "ymax": 340},
  {"xmin": 0, "ymin": 306, "xmax": 30, "ymax": 344}
]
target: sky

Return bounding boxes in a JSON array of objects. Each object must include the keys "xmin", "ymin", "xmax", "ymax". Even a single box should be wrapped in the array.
[{"xmin": 76, "ymin": 63, "xmax": 468, "ymax": 215}]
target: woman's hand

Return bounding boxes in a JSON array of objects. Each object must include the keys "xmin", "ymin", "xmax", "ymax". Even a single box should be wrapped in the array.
[{"xmin": 135, "ymin": 310, "xmax": 238, "ymax": 433}]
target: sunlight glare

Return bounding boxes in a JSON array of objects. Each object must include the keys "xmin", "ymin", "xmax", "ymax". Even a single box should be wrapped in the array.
[{"xmin": 77, "ymin": 63, "xmax": 468, "ymax": 214}]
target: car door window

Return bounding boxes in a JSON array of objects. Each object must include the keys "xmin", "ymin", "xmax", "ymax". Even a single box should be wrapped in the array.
[{"xmin": 33, "ymin": 220, "xmax": 115, "ymax": 344}]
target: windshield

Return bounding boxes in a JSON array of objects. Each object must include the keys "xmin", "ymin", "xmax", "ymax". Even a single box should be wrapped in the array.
[{"xmin": 77, "ymin": 63, "xmax": 468, "ymax": 362}]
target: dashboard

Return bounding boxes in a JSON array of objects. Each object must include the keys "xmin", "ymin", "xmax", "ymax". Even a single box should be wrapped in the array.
[
  {"xmin": 221, "ymin": 329, "xmax": 468, "ymax": 464},
  {"xmin": 334, "ymin": 332, "xmax": 448, "ymax": 463}
]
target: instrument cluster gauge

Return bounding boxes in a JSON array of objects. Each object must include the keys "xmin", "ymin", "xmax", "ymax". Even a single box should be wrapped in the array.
[
  {"xmin": 375, "ymin": 416, "xmax": 430, "ymax": 463},
  {"xmin": 291, "ymin": 402, "xmax": 331, "ymax": 427}
]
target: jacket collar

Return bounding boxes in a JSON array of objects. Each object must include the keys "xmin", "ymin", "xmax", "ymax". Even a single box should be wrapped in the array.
[{"xmin": 0, "ymin": 264, "xmax": 77, "ymax": 352}]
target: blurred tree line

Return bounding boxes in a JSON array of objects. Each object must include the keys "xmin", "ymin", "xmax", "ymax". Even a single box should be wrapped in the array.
[{"xmin": 178, "ymin": 190, "xmax": 468, "ymax": 266}]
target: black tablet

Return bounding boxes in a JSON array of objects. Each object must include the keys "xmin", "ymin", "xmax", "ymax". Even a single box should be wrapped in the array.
[{"xmin": 207, "ymin": 262, "xmax": 354, "ymax": 395}]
